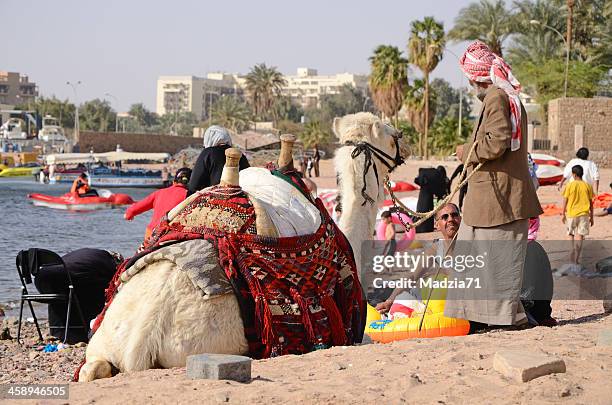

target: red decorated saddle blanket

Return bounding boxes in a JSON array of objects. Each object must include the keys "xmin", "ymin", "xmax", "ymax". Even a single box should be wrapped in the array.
[{"xmin": 94, "ymin": 182, "xmax": 365, "ymax": 359}]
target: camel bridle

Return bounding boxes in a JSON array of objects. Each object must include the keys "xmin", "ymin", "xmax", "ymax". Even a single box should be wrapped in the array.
[{"xmin": 344, "ymin": 132, "xmax": 405, "ymax": 206}]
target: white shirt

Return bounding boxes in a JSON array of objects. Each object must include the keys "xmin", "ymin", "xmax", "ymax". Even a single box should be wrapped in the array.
[{"xmin": 563, "ymin": 158, "xmax": 599, "ymax": 186}]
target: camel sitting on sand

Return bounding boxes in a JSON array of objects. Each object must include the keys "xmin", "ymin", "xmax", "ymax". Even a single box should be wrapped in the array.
[{"xmin": 79, "ymin": 112, "xmax": 409, "ymax": 382}]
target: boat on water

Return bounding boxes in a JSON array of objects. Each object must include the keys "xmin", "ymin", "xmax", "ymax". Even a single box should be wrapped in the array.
[
  {"xmin": 28, "ymin": 189, "xmax": 134, "ymax": 211},
  {"xmin": 45, "ymin": 151, "xmax": 170, "ymax": 188},
  {"xmin": 38, "ymin": 115, "xmax": 68, "ymax": 143},
  {"xmin": 0, "ymin": 163, "xmax": 41, "ymax": 177}
]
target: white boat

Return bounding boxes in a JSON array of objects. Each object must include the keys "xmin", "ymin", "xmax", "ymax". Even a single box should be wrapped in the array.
[
  {"xmin": 1, "ymin": 118, "xmax": 28, "ymax": 139},
  {"xmin": 45, "ymin": 151, "xmax": 171, "ymax": 188},
  {"xmin": 38, "ymin": 115, "xmax": 68, "ymax": 142}
]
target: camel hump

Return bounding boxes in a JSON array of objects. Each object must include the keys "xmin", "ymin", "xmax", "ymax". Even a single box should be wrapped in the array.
[
  {"xmin": 278, "ymin": 134, "xmax": 296, "ymax": 171},
  {"xmin": 220, "ymin": 148, "xmax": 242, "ymax": 186}
]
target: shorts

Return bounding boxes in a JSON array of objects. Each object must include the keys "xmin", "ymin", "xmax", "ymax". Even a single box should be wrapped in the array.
[{"xmin": 567, "ymin": 215, "xmax": 590, "ymax": 236}]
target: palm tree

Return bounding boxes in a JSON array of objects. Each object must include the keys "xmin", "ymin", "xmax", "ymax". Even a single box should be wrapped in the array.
[
  {"xmin": 299, "ymin": 121, "xmax": 330, "ymax": 148},
  {"xmin": 403, "ymin": 79, "xmax": 436, "ymax": 136},
  {"xmin": 448, "ymin": 0, "xmax": 514, "ymax": 57},
  {"xmin": 368, "ymin": 45, "xmax": 408, "ymax": 126},
  {"xmin": 408, "ymin": 16, "xmax": 445, "ymax": 158},
  {"xmin": 79, "ymin": 99, "xmax": 116, "ymax": 132},
  {"xmin": 245, "ymin": 63, "xmax": 287, "ymax": 125},
  {"xmin": 508, "ymin": 0, "xmax": 566, "ymax": 64},
  {"xmin": 211, "ymin": 96, "xmax": 251, "ymax": 134},
  {"xmin": 129, "ymin": 103, "xmax": 158, "ymax": 130}
]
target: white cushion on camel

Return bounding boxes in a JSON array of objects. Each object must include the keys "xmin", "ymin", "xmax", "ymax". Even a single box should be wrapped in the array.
[{"xmin": 239, "ymin": 167, "xmax": 321, "ymax": 237}]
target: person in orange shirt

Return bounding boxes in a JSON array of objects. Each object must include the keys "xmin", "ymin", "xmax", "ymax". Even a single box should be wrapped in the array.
[
  {"xmin": 124, "ymin": 168, "xmax": 191, "ymax": 240},
  {"xmin": 70, "ymin": 173, "xmax": 98, "ymax": 197}
]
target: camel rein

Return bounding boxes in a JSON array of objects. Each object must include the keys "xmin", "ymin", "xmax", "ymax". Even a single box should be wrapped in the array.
[{"xmin": 384, "ymin": 142, "xmax": 483, "ymax": 231}]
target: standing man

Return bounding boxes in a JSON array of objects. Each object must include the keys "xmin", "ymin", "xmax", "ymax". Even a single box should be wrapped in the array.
[
  {"xmin": 313, "ymin": 145, "xmax": 321, "ymax": 177},
  {"xmin": 558, "ymin": 147, "xmax": 600, "ymax": 195},
  {"xmin": 448, "ymin": 41, "xmax": 543, "ymax": 328}
]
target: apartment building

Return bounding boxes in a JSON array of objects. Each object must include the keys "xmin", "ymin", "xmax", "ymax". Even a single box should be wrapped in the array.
[
  {"xmin": 156, "ymin": 74, "xmax": 242, "ymax": 120},
  {"xmin": 156, "ymin": 68, "xmax": 368, "ymax": 119},
  {"xmin": 0, "ymin": 71, "xmax": 38, "ymax": 106},
  {"xmin": 283, "ymin": 68, "xmax": 368, "ymax": 108}
]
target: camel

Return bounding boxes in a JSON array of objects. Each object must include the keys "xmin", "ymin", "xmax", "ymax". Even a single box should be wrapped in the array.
[{"xmin": 78, "ymin": 112, "xmax": 409, "ymax": 382}]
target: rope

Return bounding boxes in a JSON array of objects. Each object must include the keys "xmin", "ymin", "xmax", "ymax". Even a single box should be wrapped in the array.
[{"xmin": 384, "ymin": 141, "xmax": 483, "ymax": 231}]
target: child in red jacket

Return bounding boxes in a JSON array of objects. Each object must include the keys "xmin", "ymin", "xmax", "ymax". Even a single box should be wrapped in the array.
[{"xmin": 124, "ymin": 168, "xmax": 191, "ymax": 240}]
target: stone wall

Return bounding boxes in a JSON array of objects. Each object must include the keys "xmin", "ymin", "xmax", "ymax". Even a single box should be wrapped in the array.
[
  {"xmin": 77, "ymin": 131, "xmax": 202, "ymax": 154},
  {"xmin": 548, "ymin": 97, "xmax": 612, "ymax": 167}
]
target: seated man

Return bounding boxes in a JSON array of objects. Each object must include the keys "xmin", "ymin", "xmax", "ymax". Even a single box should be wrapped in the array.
[
  {"xmin": 376, "ymin": 203, "xmax": 461, "ymax": 314},
  {"xmin": 594, "ymin": 182, "xmax": 612, "ymax": 217},
  {"xmin": 34, "ymin": 249, "xmax": 121, "ymax": 343},
  {"xmin": 71, "ymin": 173, "xmax": 99, "ymax": 197}
]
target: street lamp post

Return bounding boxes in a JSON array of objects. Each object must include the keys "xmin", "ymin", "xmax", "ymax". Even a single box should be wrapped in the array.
[
  {"xmin": 530, "ymin": 20, "xmax": 570, "ymax": 98},
  {"xmin": 66, "ymin": 81, "xmax": 81, "ymax": 144},
  {"xmin": 104, "ymin": 93, "xmax": 119, "ymax": 132},
  {"xmin": 444, "ymin": 48, "xmax": 464, "ymax": 137}
]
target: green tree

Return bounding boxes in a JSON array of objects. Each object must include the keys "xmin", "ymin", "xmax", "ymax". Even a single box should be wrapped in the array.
[
  {"xmin": 305, "ymin": 84, "xmax": 369, "ymax": 128},
  {"xmin": 448, "ymin": 0, "xmax": 514, "ymax": 57},
  {"xmin": 272, "ymin": 96, "xmax": 303, "ymax": 123},
  {"xmin": 128, "ymin": 103, "xmax": 158, "ymax": 130},
  {"xmin": 408, "ymin": 16, "xmax": 445, "ymax": 158},
  {"xmin": 245, "ymin": 63, "xmax": 287, "ymax": 123},
  {"xmin": 429, "ymin": 78, "xmax": 471, "ymax": 121},
  {"xmin": 396, "ymin": 120, "xmax": 420, "ymax": 155},
  {"xmin": 79, "ymin": 99, "xmax": 116, "ymax": 132},
  {"xmin": 513, "ymin": 58, "xmax": 607, "ymax": 108},
  {"xmin": 403, "ymin": 79, "xmax": 437, "ymax": 136},
  {"xmin": 158, "ymin": 111, "xmax": 199, "ymax": 136},
  {"xmin": 429, "ymin": 117, "xmax": 472, "ymax": 156},
  {"xmin": 368, "ymin": 45, "xmax": 408, "ymax": 125},
  {"xmin": 16, "ymin": 96, "xmax": 76, "ymax": 129},
  {"xmin": 210, "ymin": 96, "xmax": 251, "ymax": 134},
  {"xmin": 299, "ymin": 121, "xmax": 331, "ymax": 148},
  {"xmin": 509, "ymin": 0, "xmax": 566, "ymax": 64}
]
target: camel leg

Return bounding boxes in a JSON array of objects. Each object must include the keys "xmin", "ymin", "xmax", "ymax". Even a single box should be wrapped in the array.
[{"xmin": 78, "ymin": 357, "xmax": 112, "ymax": 382}]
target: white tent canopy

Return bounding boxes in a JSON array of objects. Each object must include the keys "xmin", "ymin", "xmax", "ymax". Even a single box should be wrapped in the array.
[
  {"xmin": 44, "ymin": 152, "xmax": 170, "ymax": 165},
  {"xmin": 94, "ymin": 151, "xmax": 170, "ymax": 162},
  {"xmin": 44, "ymin": 153, "xmax": 97, "ymax": 165}
]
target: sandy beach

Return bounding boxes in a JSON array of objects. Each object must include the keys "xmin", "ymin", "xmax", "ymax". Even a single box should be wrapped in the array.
[{"xmin": 1, "ymin": 158, "xmax": 611, "ymax": 404}]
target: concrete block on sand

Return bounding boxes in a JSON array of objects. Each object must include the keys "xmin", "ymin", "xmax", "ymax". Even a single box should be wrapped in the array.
[
  {"xmin": 493, "ymin": 350, "xmax": 566, "ymax": 383},
  {"xmin": 598, "ymin": 330, "xmax": 612, "ymax": 346},
  {"xmin": 186, "ymin": 354, "xmax": 251, "ymax": 382}
]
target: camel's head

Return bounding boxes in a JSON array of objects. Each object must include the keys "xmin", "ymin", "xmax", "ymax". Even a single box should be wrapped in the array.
[{"xmin": 333, "ymin": 112, "xmax": 409, "ymax": 173}]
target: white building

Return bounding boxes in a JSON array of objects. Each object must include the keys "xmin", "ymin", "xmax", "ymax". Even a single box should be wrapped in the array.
[
  {"xmin": 156, "ymin": 68, "xmax": 368, "ymax": 119},
  {"xmin": 156, "ymin": 74, "xmax": 242, "ymax": 120},
  {"xmin": 283, "ymin": 68, "xmax": 368, "ymax": 108}
]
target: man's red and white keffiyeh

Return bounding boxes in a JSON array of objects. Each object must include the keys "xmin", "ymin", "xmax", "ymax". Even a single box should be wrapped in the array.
[{"xmin": 460, "ymin": 40, "xmax": 523, "ymax": 151}]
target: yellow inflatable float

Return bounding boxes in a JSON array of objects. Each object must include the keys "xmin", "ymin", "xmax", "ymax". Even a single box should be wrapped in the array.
[{"xmin": 365, "ymin": 277, "xmax": 470, "ymax": 343}]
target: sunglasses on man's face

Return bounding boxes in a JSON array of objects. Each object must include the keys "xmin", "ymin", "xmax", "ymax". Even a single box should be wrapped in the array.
[{"xmin": 437, "ymin": 212, "xmax": 460, "ymax": 221}]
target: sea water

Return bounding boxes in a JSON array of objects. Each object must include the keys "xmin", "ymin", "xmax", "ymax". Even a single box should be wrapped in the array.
[{"xmin": 0, "ymin": 178, "xmax": 153, "ymax": 312}]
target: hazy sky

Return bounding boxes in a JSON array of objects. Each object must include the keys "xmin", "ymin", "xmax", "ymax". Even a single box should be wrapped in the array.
[{"xmin": 3, "ymin": 0, "xmax": 474, "ymax": 112}]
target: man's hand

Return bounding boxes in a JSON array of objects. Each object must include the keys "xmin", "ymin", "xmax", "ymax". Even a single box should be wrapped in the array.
[
  {"xmin": 455, "ymin": 144, "xmax": 464, "ymax": 161},
  {"xmin": 561, "ymin": 214, "xmax": 566, "ymax": 224},
  {"xmin": 590, "ymin": 216, "xmax": 594, "ymax": 226},
  {"xmin": 375, "ymin": 300, "xmax": 393, "ymax": 314}
]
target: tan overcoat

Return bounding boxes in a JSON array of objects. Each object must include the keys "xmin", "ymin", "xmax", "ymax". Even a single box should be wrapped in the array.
[{"xmin": 461, "ymin": 86, "xmax": 543, "ymax": 227}]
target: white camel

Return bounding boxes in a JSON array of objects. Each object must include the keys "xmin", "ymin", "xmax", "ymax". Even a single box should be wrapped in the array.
[{"xmin": 79, "ymin": 112, "xmax": 408, "ymax": 381}]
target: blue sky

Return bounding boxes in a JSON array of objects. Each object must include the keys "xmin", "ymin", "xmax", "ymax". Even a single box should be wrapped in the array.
[{"xmin": 3, "ymin": 0, "xmax": 474, "ymax": 112}]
